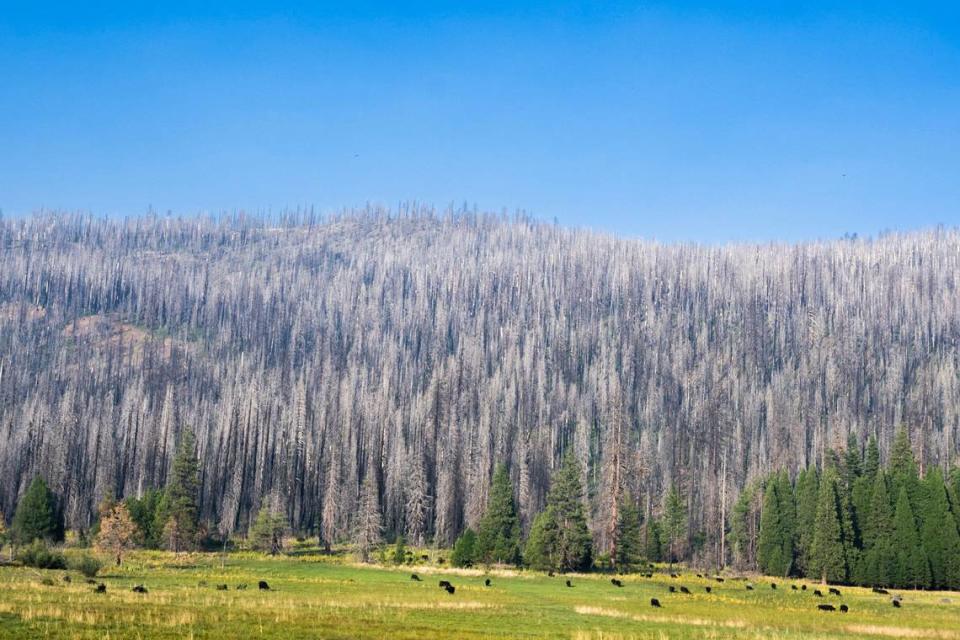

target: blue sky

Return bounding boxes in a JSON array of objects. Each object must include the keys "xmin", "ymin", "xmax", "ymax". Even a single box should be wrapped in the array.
[{"xmin": 1, "ymin": 2, "xmax": 958, "ymax": 242}]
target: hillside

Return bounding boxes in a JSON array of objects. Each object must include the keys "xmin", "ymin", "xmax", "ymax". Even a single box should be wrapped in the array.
[{"xmin": 0, "ymin": 209, "xmax": 958, "ymax": 566}]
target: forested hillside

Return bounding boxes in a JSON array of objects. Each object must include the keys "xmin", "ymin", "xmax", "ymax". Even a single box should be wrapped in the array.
[{"xmin": 1, "ymin": 209, "xmax": 958, "ymax": 567}]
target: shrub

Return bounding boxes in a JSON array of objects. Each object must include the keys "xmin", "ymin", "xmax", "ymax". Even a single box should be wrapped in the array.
[
  {"xmin": 18, "ymin": 540, "xmax": 67, "ymax": 570},
  {"xmin": 70, "ymin": 554, "xmax": 103, "ymax": 578}
]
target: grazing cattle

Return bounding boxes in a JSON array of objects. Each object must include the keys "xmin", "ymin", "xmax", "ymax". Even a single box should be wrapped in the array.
[
  {"xmin": 95, "ymin": 583, "xmax": 106, "ymax": 594},
  {"xmin": 421, "ymin": 555, "xmax": 429, "ymax": 561},
  {"xmin": 839, "ymin": 604, "xmax": 848, "ymax": 613},
  {"xmin": 817, "ymin": 604, "xmax": 836, "ymax": 611},
  {"xmin": 668, "ymin": 586, "xmax": 676, "ymax": 593},
  {"xmin": 771, "ymin": 583, "xmax": 777, "ymax": 590},
  {"xmin": 611, "ymin": 579, "xmax": 623, "ymax": 588},
  {"xmin": 410, "ymin": 574, "xmax": 421, "ymax": 582},
  {"xmin": 829, "ymin": 587, "xmax": 841, "ymax": 596},
  {"xmin": 813, "ymin": 590, "xmax": 823, "ymax": 597},
  {"xmin": 892, "ymin": 599, "xmax": 901, "ymax": 608},
  {"xmin": 258, "ymin": 581, "xmax": 270, "ymax": 591},
  {"xmin": 645, "ymin": 573, "xmax": 654, "ymax": 578},
  {"xmin": 437, "ymin": 558, "xmax": 445, "ymax": 564},
  {"xmin": 484, "ymin": 578, "xmax": 491, "ymax": 587},
  {"xmin": 791, "ymin": 585, "xmax": 798, "ymax": 590},
  {"xmin": 745, "ymin": 584, "xmax": 754, "ymax": 591},
  {"xmin": 62, "ymin": 575, "xmax": 71, "ymax": 583},
  {"xmin": 696, "ymin": 573, "xmax": 703, "ymax": 578},
  {"xmin": 566, "ymin": 580, "xmax": 573, "ymax": 588},
  {"xmin": 650, "ymin": 598, "xmax": 661, "ymax": 608},
  {"xmin": 715, "ymin": 577, "xmax": 725, "ymax": 583},
  {"xmin": 216, "ymin": 584, "xmax": 228, "ymax": 591},
  {"xmin": 548, "ymin": 571, "xmax": 555, "ymax": 577},
  {"xmin": 86, "ymin": 579, "xmax": 98, "ymax": 585},
  {"xmin": 705, "ymin": 586, "xmax": 712, "ymax": 593},
  {"xmin": 132, "ymin": 585, "xmax": 148, "ymax": 594},
  {"xmin": 680, "ymin": 586, "xmax": 690, "ymax": 594},
  {"xmin": 872, "ymin": 587, "xmax": 889, "ymax": 595},
  {"xmin": 801, "ymin": 585, "xmax": 807, "ymax": 591},
  {"xmin": 444, "ymin": 585, "xmax": 455, "ymax": 594},
  {"xmin": 670, "ymin": 573, "xmax": 679, "ymax": 579},
  {"xmin": 438, "ymin": 580, "xmax": 451, "ymax": 589}
]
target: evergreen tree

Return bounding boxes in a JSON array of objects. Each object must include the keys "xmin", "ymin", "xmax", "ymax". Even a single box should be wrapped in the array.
[
  {"xmin": 524, "ymin": 507, "xmax": 559, "ymax": 571},
  {"xmin": 125, "ymin": 489, "xmax": 164, "ymax": 548},
  {"xmin": 919, "ymin": 468, "xmax": 960, "ymax": 589},
  {"xmin": 451, "ymin": 528, "xmax": 477, "ymax": 567},
  {"xmin": 810, "ymin": 470, "xmax": 847, "ymax": 583},
  {"xmin": 12, "ymin": 476, "xmax": 62, "ymax": 545},
  {"xmin": 889, "ymin": 427, "xmax": 921, "ymax": 511},
  {"xmin": 474, "ymin": 464, "xmax": 521, "ymax": 566},
  {"xmin": 842, "ymin": 433, "xmax": 862, "ymax": 490},
  {"xmin": 249, "ymin": 502, "xmax": 287, "ymax": 554},
  {"xmin": 892, "ymin": 486, "xmax": 930, "ymax": 589},
  {"xmin": 613, "ymin": 492, "xmax": 643, "ymax": 572},
  {"xmin": 663, "ymin": 486, "xmax": 688, "ymax": 567},
  {"xmin": 162, "ymin": 429, "xmax": 201, "ymax": 551},
  {"xmin": 545, "ymin": 454, "xmax": 593, "ymax": 572},
  {"xmin": 643, "ymin": 517, "xmax": 663, "ymax": 563},
  {"xmin": 392, "ymin": 535, "xmax": 407, "ymax": 565},
  {"xmin": 862, "ymin": 470, "xmax": 895, "ymax": 586},
  {"xmin": 863, "ymin": 436, "xmax": 881, "ymax": 481},
  {"xmin": 794, "ymin": 468, "xmax": 819, "ymax": 575},
  {"xmin": 758, "ymin": 475, "xmax": 788, "ymax": 576}
]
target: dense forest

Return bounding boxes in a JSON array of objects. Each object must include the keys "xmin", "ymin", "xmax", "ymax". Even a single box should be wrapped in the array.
[{"xmin": 1, "ymin": 209, "xmax": 959, "ymax": 570}]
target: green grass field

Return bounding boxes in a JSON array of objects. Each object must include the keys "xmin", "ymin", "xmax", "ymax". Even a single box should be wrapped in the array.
[{"xmin": 2, "ymin": 550, "xmax": 959, "ymax": 639}]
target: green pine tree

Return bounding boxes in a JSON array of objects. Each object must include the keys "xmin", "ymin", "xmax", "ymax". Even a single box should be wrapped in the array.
[
  {"xmin": 474, "ymin": 464, "xmax": 521, "ymax": 566},
  {"xmin": 810, "ymin": 470, "xmax": 847, "ymax": 583},
  {"xmin": 249, "ymin": 502, "xmax": 287, "ymax": 554},
  {"xmin": 524, "ymin": 507, "xmax": 559, "ymax": 571},
  {"xmin": 758, "ymin": 475, "xmax": 788, "ymax": 576},
  {"xmin": 613, "ymin": 492, "xmax": 644, "ymax": 572},
  {"xmin": 663, "ymin": 486, "xmax": 688, "ymax": 567},
  {"xmin": 892, "ymin": 486, "xmax": 930, "ymax": 589},
  {"xmin": 125, "ymin": 489, "xmax": 164, "ymax": 548},
  {"xmin": 547, "ymin": 454, "xmax": 593, "ymax": 572},
  {"xmin": 392, "ymin": 535, "xmax": 407, "ymax": 565},
  {"xmin": 12, "ymin": 476, "xmax": 62, "ymax": 545},
  {"xmin": 161, "ymin": 429, "xmax": 201, "ymax": 551},
  {"xmin": 451, "ymin": 528, "xmax": 477, "ymax": 567},
  {"xmin": 643, "ymin": 517, "xmax": 663, "ymax": 563},
  {"xmin": 862, "ymin": 470, "xmax": 895, "ymax": 586},
  {"xmin": 889, "ymin": 427, "xmax": 921, "ymax": 511},
  {"xmin": 920, "ymin": 468, "xmax": 960, "ymax": 589},
  {"xmin": 863, "ymin": 436, "xmax": 881, "ymax": 481},
  {"xmin": 794, "ymin": 468, "xmax": 819, "ymax": 575}
]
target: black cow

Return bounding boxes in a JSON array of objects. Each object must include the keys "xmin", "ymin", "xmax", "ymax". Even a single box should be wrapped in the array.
[
  {"xmin": 696, "ymin": 573, "xmax": 703, "ymax": 578},
  {"xmin": 839, "ymin": 604, "xmax": 849, "ymax": 613},
  {"xmin": 670, "ymin": 573, "xmax": 679, "ymax": 578},
  {"xmin": 705, "ymin": 586, "xmax": 712, "ymax": 593},
  {"xmin": 62, "ymin": 575, "xmax": 71, "ymax": 583},
  {"xmin": 444, "ymin": 585, "xmax": 455, "ymax": 594},
  {"xmin": 216, "ymin": 584, "xmax": 228, "ymax": 591},
  {"xmin": 132, "ymin": 585, "xmax": 148, "ymax": 594},
  {"xmin": 892, "ymin": 599, "xmax": 901, "ymax": 608},
  {"xmin": 817, "ymin": 604, "xmax": 835, "ymax": 611},
  {"xmin": 791, "ymin": 585, "xmax": 798, "ymax": 590},
  {"xmin": 611, "ymin": 579, "xmax": 623, "ymax": 588},
  {"xmin": 650, "ymin": 598, "xmax": 661, "ymax": 608},
  {"xmin": 95, "ymin": 583, "xmax": 106, "ymax": 594},
  {"xmin": 829, "ymin": 587, "xmax": 841, "ymax": 596},
  {"xmin": 484, "ymin": 578, "xmax": 491, "ymax": 587},
  {"xmin": 410, "ymin": 574, "xmax": 421, "ymax": 582},
  {"xmin": 86, "ymin": 579, "xmax": 98, "ymax": 585},
  {"xmin": 680, "ymin": 586, "xmax": 690, "ymax": 594},
  {"xmin": 668, "ymin": 586, "xmax": 676, "ymax": 593},
  {"xmin": 421, "ymin": 554, "xmax": 429, "ymax": 561},
  {"xmin": 813, "ymin": 590, "xmax": 823, "ymax": 597},
  {"xmin": 771, "ymin": 583, "xmax": 777, "ymax": 590},
  {"xmin": 872, "ymin": 587, "xmax": 889, "ymax": 595},
  {"xmin": 715, "ymin": 577, "xmax": 725, "ymax": 583},
  {"xmin": 438, "ymin": 580, "xmax": 451, "ymax": 589},
  {"xmin": 566, "ymin": 580, "xmax": 573, "ymax": 588},
  {"xmin": 258, "ymin": 581, "xmax": 270, "ymax": 591},
  {"xmin": 801, "ymin": 585, "xmax": 807, "ymax": 591},
  {"xmin": 745, "ymin": 584, "xmax": 754, "ymax": 591},
  {"xmin": 548, "ymin": 571, "xmax": 555, "ymax": 577}
]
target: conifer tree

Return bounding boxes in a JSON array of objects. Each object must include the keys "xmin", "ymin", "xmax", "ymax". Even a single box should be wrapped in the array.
[
  {"xmin": 643, "ymin": 517, "xmax": 663, "ymax": 563},
  {"xmin": 758, "ymin": 475, "xmax": 788, "ymax": 576},
  {"xmin": 863, "ymin": 436, "xmax": 881, "ymax": 481},
  {"xmin": 249, "ymin": 502, "xmax": 287, "ymax": 554},
  {"xmin": 524, "ymin": 507, "xmax": 559, "ymax": 571},
  {"xmin": 161, "ymin": 429, "xmax": 201, "ymax": 551},
  {"xmin": 810, "ymin": 470, "xmax": 846, "ymax": 583},
  {"xmin": 451, "ymin": 528, "xmax": 477, "ymax": 567},
  {"xmin": 663, "ymin": 486, "xmax": 688, "ymax": 567},
  {"xmin": 613, "ymin": 492, "xmax": 643, "ymax": 572},
  {"xmin": 12, "ymin": 476, "xmax": 62, "ymax": 545},
  {"xmin": 794, "ymin": 468, "xmax": 819, "ymax": 575},
  {"xmin": 920, "ymin": 468, "xmax": 960, "ymax": 589},
  {"xmin": 892, "ymin": 486, "xmax": 930, "ymax": 589},
  {"xmin": 474, "ymin": 464, "xmax": 521, "ymax": 566},
  {"xmin": 547, "ymin": 454, "xmax": 593, "ymax": 572},
  {"xmin": 889, "ymin": 427, "xmax": 921, "ymax": 510},
  {"xmin": 862, "ymin": 470, "xmax": 895, "ymax": 586}
]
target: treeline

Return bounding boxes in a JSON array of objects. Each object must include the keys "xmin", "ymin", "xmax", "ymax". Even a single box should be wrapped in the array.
[
  {"xmin": 1, "ymin": 210, "xmax": 960, "ymax": 569},
  {"xmin": 733, "ymin": 428, "xmax": 960, "ymax": 589}
]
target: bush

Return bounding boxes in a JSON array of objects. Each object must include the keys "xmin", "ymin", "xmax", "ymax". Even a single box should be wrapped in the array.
[
  {"xmin": 18, "ymin": 540, "xmax": 67, "ymax": 570},
  {"xmin": 70, "ymin": 554, "xmax": 103, "ymax": 578}
]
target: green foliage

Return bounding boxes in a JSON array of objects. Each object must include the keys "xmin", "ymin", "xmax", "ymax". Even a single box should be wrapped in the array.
[
  {"xmin": 125, "ymin": 489, "xmax": 165, "ymax": 548},
  {"xmin": 919, "ymin": 468, "xmax": 960, "ymax": 589},
  {"xmin": 810, "ymin": 470, "xmax": 847, "ymax": 583},
  {"xmin": 794, "ymin": 468, "xmax": 819, "ymax": 575},
  {"xmin": 613, "ymin": 492, "xmax": 644, "ymax": 572},
  {"xmin": 643, "ymin": 517, "xmax": 663, "ymax": 563},
  {"xmin": 451, "ymin": 528, "xmax": 477, "ymax": 568},
  {"xmin": 523, "ymin": 507, "xmax": 559, "ymax": 571},
  {"xmin": 547, "ymin": 455, "xmax": 593, "ymax": 572},
  {"xmin": 474, "ymin": 464, "xmax": 521, "ymax": 566},
  {"xmin": 729, "ymin": 481, "xmax": 760, "ymax": 569},
  {"xmin": 161, "ymin": 429, "xmax": 202, "ymax": 551},
  {"xmin": 758, "ymin": 472, "xmax": 795, "ymax": 577},
  {"xmin": 12, "ymin": 477, "xmax": 62, "ymax": 545},
  {"xmin": 17, "ymin": 539, "xmax": 66, "ymax": 569},
  {"xmin": 249, "ymin": 503, "xmax": 287, "ymax": 554},
  {"xmin": 663, "ymin": 486, "xmax": 687, "ymax": 565},
  {"xmin": 892, "ymin": 486, "xmax": 930, "ymax": 589},
  {"xmin": 70, "ymin": 554, "xmax": 103, "ymax": 578},
  {"xmin": 861, "ymin": 470, "xmax": 895, "ymax": 586},
  {"xmin": 392, "ymin": 535, "xmax": 406, "ymax": 565}
]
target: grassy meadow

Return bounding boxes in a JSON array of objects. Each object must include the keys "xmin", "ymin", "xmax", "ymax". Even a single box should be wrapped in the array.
[{"xmin": 2, "ymin": 549, "xmax": 960, "ymax": 639}]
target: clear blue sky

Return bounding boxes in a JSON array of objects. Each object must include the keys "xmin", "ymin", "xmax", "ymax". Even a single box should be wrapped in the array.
[{"xmin": 1, "ymin": 2, "xmax": 958, "ymax": 242}]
